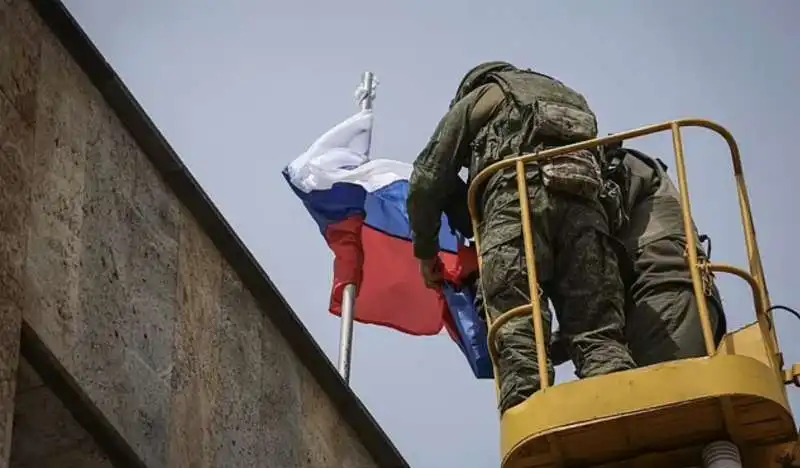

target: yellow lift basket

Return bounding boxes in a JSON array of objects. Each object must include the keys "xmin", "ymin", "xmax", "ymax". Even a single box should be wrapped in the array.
[{"xmin": 466, "ymin": 119, "xmax": 800, "ymax": 468}]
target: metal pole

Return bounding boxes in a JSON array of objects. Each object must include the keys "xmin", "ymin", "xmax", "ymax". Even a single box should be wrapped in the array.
[
  {"xmin": 337, "ymin": 284, "xmax": 358, "ymax": 382},
  {"xmin": 359, "ymin": 71, "xmax": 375, "ymax": 112},
  {"xmin": 337, "ymin": 71, "xmax": 376, "ymax": 383}
]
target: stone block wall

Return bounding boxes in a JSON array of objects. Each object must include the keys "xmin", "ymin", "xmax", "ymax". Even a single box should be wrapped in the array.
[
  {"xmin": 10, "ymin": 358, "xmax": 113, "ymax": 468},
  {"xmin": 0, "ymin": 1, "xmax": 390, "ymax": 466}
]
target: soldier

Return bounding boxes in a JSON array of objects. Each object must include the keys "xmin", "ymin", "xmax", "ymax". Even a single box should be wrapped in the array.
[
  {"xmin": 551, "ymin": 146, "xmax": 728, "ymax": 367},
  {"xmin": 406, "ymin": 62, "xmax": 636, "ymax": 414}
]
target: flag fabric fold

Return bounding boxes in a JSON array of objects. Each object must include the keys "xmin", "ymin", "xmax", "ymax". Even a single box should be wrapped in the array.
[
  {"xmin": 284, "ymin": 109, "xmax": 492, "ymax": 378},
  {"xmin": 440, "ymin": 245, "xmax": 493, "ymax": 379}
]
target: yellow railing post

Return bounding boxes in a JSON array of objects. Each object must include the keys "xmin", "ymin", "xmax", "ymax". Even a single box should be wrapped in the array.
[
  {"xmin": 514, "ymin": 160, "xmax": 550, "ymax": 389},
  {"xmin": 669, "ymin": 123, "xmax": 717, "ymax": 355}
]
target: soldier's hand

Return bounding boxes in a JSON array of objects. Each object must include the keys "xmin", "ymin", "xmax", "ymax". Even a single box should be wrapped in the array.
[{"xmin": 420, "ymin": 257, "xmax": 444, "ymax": 289}]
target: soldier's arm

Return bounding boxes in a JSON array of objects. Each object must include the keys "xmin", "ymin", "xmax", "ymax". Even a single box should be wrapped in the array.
[
  {"xmin": 407, "ymin": 84, "xmax": 504, "ymax": 259},
  {"xmin": 441, "ymin": 177, "xmax": 472, "ymax": 238}
]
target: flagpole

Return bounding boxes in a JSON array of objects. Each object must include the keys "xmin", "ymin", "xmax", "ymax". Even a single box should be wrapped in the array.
[{"xmin": 337, "ymin": 71, "xmax": 376, "ymax": 384}]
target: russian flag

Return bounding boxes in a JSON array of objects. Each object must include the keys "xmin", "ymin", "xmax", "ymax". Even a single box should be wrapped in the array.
[{"xmin": 283, "ymin": 109, "xmax": 492, "ymax": 379}]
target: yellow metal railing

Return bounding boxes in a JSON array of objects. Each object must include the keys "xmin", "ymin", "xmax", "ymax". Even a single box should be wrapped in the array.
[{"xmin": 467, "ymin": 119, "xmax": 784, "ymax": 397}]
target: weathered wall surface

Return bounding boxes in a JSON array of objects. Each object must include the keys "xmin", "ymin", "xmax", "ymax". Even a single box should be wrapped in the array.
[
  {"xmin": 0, "ymin": 1, "xmax": 391, "ymax": 466},
  {"xmin": 10, "ymin": 358, "xmax": 113, "ymax": 468}
]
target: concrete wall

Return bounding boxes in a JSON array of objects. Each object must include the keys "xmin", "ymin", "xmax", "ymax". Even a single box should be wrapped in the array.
[{"xmin": 0, "ymin": 1, "xmax": 394, "ymax": 466}]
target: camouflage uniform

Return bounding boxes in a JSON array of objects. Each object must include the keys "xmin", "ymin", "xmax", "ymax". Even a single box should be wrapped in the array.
[
  {"xmin": 407, "ymin": 62, "xmax": 635, "ymax": 414},
  {"xmin": 606, "ymin": 148, "xmax": 727, "ymax": 365},
  {"xmin": 551, "ymin": 149, "xmax": 728, "ymax": 367}
]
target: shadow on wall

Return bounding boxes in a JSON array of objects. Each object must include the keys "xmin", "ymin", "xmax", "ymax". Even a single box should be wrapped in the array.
[{"xmin": 11, "ymin": 357, "xmax": 114, "ymax": 468}]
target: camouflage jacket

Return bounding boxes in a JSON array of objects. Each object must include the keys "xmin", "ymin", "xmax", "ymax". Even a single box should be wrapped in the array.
[
  {"xmin": 408, "ymin": 68, "xmax": 601, "ymax": 260},
  {"xmin": 407, "ymin": 83, "xmax": 504, "ymax": 259}
]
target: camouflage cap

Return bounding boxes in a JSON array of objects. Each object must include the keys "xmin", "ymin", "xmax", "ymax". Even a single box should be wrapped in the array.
[{"xmin": 450, "ymin": 61, "xmax": 516, "ymax": 108}]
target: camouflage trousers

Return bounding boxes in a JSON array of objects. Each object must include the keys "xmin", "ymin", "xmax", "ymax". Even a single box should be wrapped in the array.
[
  {"xmin": 624, "ymin": 236, "xmax": 727, "ymax": 366},
  {"xmin": 478, "ymin": 178, "xmax": 636, "ymax": 414}
]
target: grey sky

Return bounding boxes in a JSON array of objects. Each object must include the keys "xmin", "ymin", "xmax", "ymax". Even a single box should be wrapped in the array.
[{"xmin": 61, "ymin": 1, "xmax": 799, "ymax": 466}]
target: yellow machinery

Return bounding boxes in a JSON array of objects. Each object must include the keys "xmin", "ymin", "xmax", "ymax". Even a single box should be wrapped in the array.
[{"xmin": 467, "ymin": 119, "xmax": 800, "ymax": 467}]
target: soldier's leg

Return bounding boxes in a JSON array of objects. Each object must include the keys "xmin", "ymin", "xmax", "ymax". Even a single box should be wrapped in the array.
[
  {"xmin": 480, "ymin": 188, "xmax": 556, "ymax": 414},
  {"xmin": 547, "ymin": 195, "xmax": 636, "ymax": 378},
  {"xmin": 626, "ymin": 237, "xmax": 726, "ymax": 366},
  {"xmin": 626, "ymin": 289, "xmax": 723, "ymax": 366}
]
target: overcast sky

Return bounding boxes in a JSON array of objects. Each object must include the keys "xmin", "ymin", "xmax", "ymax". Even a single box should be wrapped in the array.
[{"xmin": 61, "ymin": 1, "xmax": 799, "ymax": 466}]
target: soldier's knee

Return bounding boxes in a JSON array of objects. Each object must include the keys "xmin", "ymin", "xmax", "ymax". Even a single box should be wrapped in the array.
[
  {"xmin": 480, "ymin": 242, "xmax": 526, "ymax": 302},
  {"xmin": 496, "ymin": 317, "xmax": 535, "ymax": 349}
]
